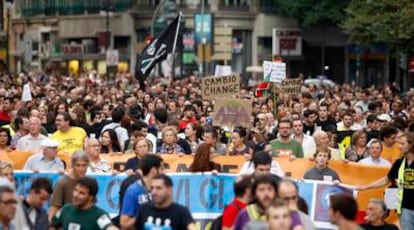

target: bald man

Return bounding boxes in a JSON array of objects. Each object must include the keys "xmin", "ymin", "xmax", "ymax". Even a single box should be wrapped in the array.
[
  {"xmin": 16, "ymin": 117, "xmax": 48, "ymax": 152},
  {"xmin": 312, "ymin": 130, "xmax": 341, "ymax": 160}
]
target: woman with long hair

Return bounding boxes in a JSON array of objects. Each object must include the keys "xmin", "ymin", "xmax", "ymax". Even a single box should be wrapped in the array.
[
  {"xmin": 189, "ymin": 143, "xmax": 220, "ymax": 173},
  {"xmin": 227, "ymin": 127, "xmax": 253, "ymax": 157},
  {"xmin": 70, "ymin": 105, "xmax": 91, "ymax": 135},
  {"xmin": 185, "ymin": 123, "xmax": 202, "ymax": 154},
  {"xmin": 0, "ymin": 128, "xmax": 12, "ymax": 153},
  {"xmin": 100, "ymin": 129, "xmax": 122, "ymax": 154}
]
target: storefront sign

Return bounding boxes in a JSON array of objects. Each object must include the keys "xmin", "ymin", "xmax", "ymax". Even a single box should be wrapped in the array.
[{"xmin": 272, "ymin": 28, "xmax": 302, "ymax": 56}]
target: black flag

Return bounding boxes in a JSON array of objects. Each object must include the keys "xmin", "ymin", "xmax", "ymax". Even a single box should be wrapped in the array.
[{"xmin": 136, "ymin": 13, "xmax": 181, "ymax": 89}]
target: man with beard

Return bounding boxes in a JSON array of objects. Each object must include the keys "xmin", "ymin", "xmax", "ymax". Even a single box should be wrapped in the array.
[
  {"xmin": 51, "ymin": 177, "xmax": 115, "ymax": 230},
  {"xmin": 270, "ymin": 119, "xmax": 303, "ymax": 158},
  {"xmin": 233, "ymin": 174, "xmax": 280, "ymax": 230},
  {"xmin": 135, "ymin": 174, "xmax": 195, "ymax": 230}
]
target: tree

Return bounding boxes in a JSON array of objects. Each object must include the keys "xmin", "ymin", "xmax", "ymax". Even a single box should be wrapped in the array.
[
  {"xmin": 342, "ymin": 0, "xmax": 414, "ymax": 88},
  {"xmin": 275, "ymin": 0, "xmax": 349, "ymax": 27},
  {"xmin": 342, "ymin": 0, "xmax": 414, "ymax": 52}
]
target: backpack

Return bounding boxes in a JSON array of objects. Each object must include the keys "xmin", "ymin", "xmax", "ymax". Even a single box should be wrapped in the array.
[{"xmin": 210, "ymin": 202, "xmax": 242, "ymax": 230}]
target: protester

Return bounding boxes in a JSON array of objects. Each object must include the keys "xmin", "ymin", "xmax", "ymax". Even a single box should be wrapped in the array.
[
  {"xmin": 360, "ymin": 198, "xmax": 398, "ymax": 230},
  {"xmin": 239, "ymin": 151, "xmax": 284, "ymax": 177},
  {"xmin": 0, "ymin": 162, "xmax": 14, "ymax": 184},
  {"xmin": 23, "ymin": 138, "xmax": 65, "ymax": 172},
  {"xmin": 100, "ymin": 129, "xmax": 122, "ymax": 154},
  {"xmin": 380, "ymin": 126, "xmax": 401, "ymax": 163},
  {"xmin": 233, "ymin": 174, "xmax": 279, "ymax": 230},
  {"xmin": 328, "ymin": 193, "xmax": 361, "ymax": 230},
  {"xmin": 10, "ymin": 116, "xmax": 29, "ymax": 149},
  {"xmin": 228, "ymin": 127, "xmax": 253, "ymax": 156},
  {"xmin": 0, "ymin": 128, "xmax": 12, "ymax": 152},
  {"xmin": 157, "ymin": 126, "xmax": 185, "ymax": 154},
  {"xmin": 51, "ymin": 112, "xmax": 87, "ymax": 154},
  {"xmin": 22, "ymin": 177, "xmax": 53, "ymax": 230},
  {"xmin": 313, "ymin": 130, "xmax": 342, "ymax": 159},
  {"xmin": 189, "ymin": 143, "xmax": 221, "ymax": 173},
  {"xmin": 120, "ymin": 154, "xmax": 164, "ymax": 229},
  {"xmin": 49, "ymin": 150, "xmax": 89, "ymax": 219},
  {"xmin": 304, "ymin": 149, "xmax": 341, "ymax": 182},
  {"xmin": 135, "ymin": 174, "xmax": 196, "ymax": 229},
  {"xmin": 100, "ymin": 106, "xmax": 129, "ymax": 151},
  {"xmin": 85, "ymin": 138, "xmax": 114, "ymax": 173},
  {"xmin": 357, "ymin": 132, "xmax": 414, "ymax": 230},
  {"xmin": 184, "ymin": 123, "xmax": 202, "ymax": 154},
  {"xmin": 359, "ymin": 139, "xmax": 391, "ymax": 166},
  {"xmin": 278, "ymin": 179, "xmax": 315, "ymax": 230},
  {"xmin": 203, "ymin": 126, "xmax": 226, "ymax": 155},
  {"xmin": 16, "ymin": 116, "xmax": 47, "ymax": 152},
  {"xmin": 292, "ymin": 118, "xmax": 316, "ymax": 158},
  {"xmin": 221, "ymin": 175, "xmax": 253, "ymax": 230},
  {"xmin": 265, "ymin": 199, "xmax": 293, "ymax": 230},
  {"xmin": 51, "ymin": 177, "xmax": 116, "ymax": 230},
  {"xmin": 270, "ymin": 119, "xmax": 304, "ymax": 158},
  {"xmin": 0, "ymin": 186, "xmax": 18, "ymax": 229},
  {"xmin": 125, "ymin": 137, "xmax": 151, "ymax": 173},
  {"xmin": 345, "ymin": 130, "xmax": 369, "ymax": 162}
]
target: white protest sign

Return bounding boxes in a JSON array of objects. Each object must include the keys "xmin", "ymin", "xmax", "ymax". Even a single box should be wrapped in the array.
[
  {"xmin": 384, "ymin": 188, "xmax": 398, "ymax": 210},
  {"xmin": 106, "ymin": 49, "xmax": 119, "ymax": 66},
  {"xmin": 262, "ymin": 61, "xmax": 286, "ymax": 83},
  {"xmin": 21, "ymin": 83, "xmax": 32, "ymax": 102},
  {"xmin": 214, "ymin": 65, "xmax": 232, "ymax": 76}
]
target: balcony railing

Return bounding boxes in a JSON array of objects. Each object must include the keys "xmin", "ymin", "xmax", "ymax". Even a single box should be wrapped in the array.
[{"xmin": 20, "ymin": 0, "xmax": 135, "ymax": 17}]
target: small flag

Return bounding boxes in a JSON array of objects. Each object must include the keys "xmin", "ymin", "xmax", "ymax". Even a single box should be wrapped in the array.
[{"xmin": 135, "ymin": 13, "xmax": 182, "ymax": 89}]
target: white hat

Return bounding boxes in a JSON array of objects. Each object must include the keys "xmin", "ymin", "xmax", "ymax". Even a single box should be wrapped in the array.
[
  {"xmin": 41, "ymin": 139, "xmax": 59, "ymax": 148},
  {"xmin": 377, "ymin": 114, "xmax": 392, "ymax": 122}
]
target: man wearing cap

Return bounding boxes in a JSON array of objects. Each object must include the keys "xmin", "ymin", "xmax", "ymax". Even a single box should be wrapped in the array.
[{"xmin": 23, "ymin": 139, "xmax": 65, "ymax": 172}]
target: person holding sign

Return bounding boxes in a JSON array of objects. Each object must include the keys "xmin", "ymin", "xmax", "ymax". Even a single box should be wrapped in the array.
[
  {"xmin": 303, "ymin": 149, "xmax": 341, "ymax": 183},
  {"xmin": 157, "ymin": 126, "xmax": 186, "ymax": 155}
]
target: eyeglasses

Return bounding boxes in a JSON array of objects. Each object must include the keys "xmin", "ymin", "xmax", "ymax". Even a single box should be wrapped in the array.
[
  {"xmin": 0, "ymin": 200, "xmax": 17, "ymax": 205},
  {"xmin": 282, "ymin": 195, "xmax": 298, "ymax": 202}
]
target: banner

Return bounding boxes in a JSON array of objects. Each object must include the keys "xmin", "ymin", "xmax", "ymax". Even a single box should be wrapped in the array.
[
  {"xmin": 201, "ymin": 74, "xmax": 240, "ymax": 99},
  {"xmin": 212, "ymin": 98, "xmax": 251, "ymax": 128},
  {"xmin": 281, "ymin": 78, "xmax": 303, "ymax": 97},
  {"xmin": 13, "ymin": 172, "xmax": 356, "ymax": 229},
  {"xmin": 263, "ymin": 61, "xmax": 286, "ymax": 83}
]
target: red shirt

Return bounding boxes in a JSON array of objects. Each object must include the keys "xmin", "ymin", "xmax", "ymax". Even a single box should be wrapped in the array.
[
  {"xmin": 222, "ymin": 198, "xmax": 247, "ymax": 227},
  {"xmin": 178, "ymin": 117, "xmax": 197, "ymax": 131}
]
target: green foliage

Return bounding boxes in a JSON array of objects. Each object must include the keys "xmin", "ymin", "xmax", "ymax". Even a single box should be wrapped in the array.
[
  {"xmin": 274, "ymin": 0, "xmax": 349, "ymax": 27},
  {"xmin": 342, "ymin": 0, "xmax": 414, "ymax": 52}
]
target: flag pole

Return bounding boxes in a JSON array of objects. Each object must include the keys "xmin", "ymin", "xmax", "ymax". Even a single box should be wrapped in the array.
[{"xmin": 169, "ymin": 12, "xmax": 182, "ymax": 78}]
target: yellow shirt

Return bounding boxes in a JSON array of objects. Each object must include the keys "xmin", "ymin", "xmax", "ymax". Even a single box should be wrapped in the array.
[
  {"xmin": 51, "ymin": 127, "xmax": 86, "ymax": 154},
  {"xmin": 381, "ymin": 143, "xmax": 401, "ymax": 164}
]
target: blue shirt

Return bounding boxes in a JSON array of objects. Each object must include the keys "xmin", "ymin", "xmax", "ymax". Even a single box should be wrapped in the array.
[{"xmin": 121, "ymin": 179, "xmax": 151, "ymax": 217}]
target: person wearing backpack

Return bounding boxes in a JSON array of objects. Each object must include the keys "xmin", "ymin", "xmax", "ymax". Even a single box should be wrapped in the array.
[{"xmin": 215, "ymin": 175, "xmax": 253, "ymax": 230}]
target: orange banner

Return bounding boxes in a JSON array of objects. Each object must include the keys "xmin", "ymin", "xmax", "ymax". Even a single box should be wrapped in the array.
[{"xmin": 4, "ymin": 151, "xmax": 395, "ymax": 224}]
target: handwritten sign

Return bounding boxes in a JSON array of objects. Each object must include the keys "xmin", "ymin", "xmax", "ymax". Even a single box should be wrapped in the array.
[
  {"xmin": 201, "ymin": 74, "xmax": 240, "ymax": 99},
  {"xmin": 212, "ymin": 98, "xmax": 251, "ymax": 128},
  {"xmin": 263, "ymin": 61, "xmax": 286, "ymax": 83},
  {"xmin": 281, "ymin": 78, "xmax": 303, "ymax": 97}
]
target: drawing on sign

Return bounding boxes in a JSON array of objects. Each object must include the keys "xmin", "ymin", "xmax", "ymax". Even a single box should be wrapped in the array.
[
  {"xmin": 106, "ymin": 49, "xmax": 119, "ymax": 66},
  {"xmin": 281, "ymin": 78, "xmax": 303, "ymax": 97},
  {"xmin": 201, "ymin": 74, "xmax": 240, "ymax": 99},
  {"xmin": 262, "ymin": 61, "xmax": 286, "ymax": 83},
  {"xmin": 213, "ymin": 98, "xmax": 252, "ymax": 128}
]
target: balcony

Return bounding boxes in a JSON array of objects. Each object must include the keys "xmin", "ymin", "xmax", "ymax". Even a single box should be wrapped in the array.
[{"xmin": 20, "ymin": 0, "xmax": 135, "ymax": 17}]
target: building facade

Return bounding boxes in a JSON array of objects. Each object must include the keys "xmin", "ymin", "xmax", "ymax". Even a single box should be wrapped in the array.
[{"xmin": 8, "ymin": 0, "xmax": 356, "ymax": 85}]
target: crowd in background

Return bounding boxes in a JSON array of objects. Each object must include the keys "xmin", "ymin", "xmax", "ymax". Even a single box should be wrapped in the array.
[{"xmin": 0, "ymin": 70, "xmax": 411, "ymax": 230}]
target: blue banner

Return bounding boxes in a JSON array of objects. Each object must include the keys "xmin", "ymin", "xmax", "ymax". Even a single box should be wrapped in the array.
[{"xmin": 13, "ymin": 171, "xmax": 354, "ymax": 229}]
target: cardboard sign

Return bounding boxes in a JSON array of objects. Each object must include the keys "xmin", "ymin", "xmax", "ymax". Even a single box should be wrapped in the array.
[
  {"xmin": 263, "ymin": 61, "xmax": 286, "ymax": 83},
  {"xmin": 212, "ymin": 98, "xmax": 251, "ymax": 128},
  {"xmin": 201, "ymin": 74, "xmax": 240, "ymax": 99},
  {"xmin": 281, "ymin": 78, "xmax": 303, "ymax": 97}
]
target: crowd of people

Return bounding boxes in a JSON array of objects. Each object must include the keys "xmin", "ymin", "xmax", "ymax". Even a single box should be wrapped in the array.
[{"xmin": 0, "ymin": 71, "xmax": 411, "ymax": 229}]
